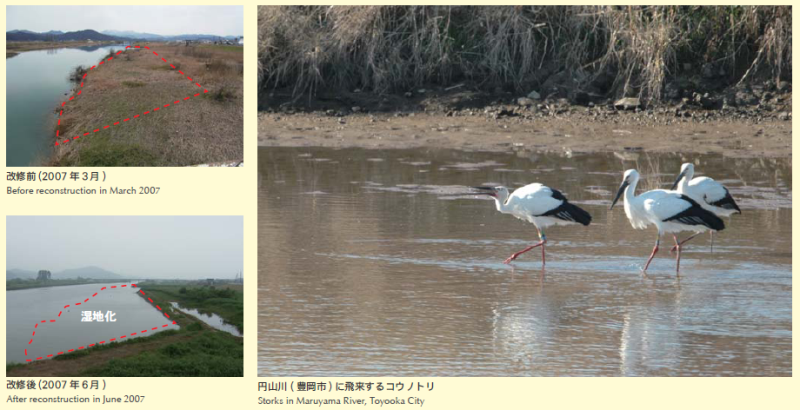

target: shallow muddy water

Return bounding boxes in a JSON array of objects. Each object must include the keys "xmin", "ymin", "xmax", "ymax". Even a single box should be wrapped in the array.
[
  {"xmin": 6, "ymin": 282, "xmax": 175, "ymax": 363},
  {"xmin": 6, "ymin": 45, "xmax": 127, "ymax": 166},
  {"xmin": 170, "ymin": 302, "xmax": 242, "ymax": 337},
  {"xmin": 258, "ymin": 147, "xmax": 791, "ymax": 376}
]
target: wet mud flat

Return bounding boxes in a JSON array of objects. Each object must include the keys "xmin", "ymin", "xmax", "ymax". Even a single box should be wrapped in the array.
[{"xmin": 257, "ymin": 147, "xmax": 791, "ymax": 376}]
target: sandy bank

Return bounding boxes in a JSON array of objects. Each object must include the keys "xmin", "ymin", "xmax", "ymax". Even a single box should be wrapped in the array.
[{"xmin": 258, "ymin": 112, "xmax": 791, "ymax": 159}]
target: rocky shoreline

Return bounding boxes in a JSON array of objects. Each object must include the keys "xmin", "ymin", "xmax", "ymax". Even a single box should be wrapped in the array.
[{"xmin": 261, "ymin": 77, "xmax": 791, "ymax": 129}]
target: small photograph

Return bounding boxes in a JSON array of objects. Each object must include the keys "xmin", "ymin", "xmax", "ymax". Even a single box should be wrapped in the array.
[
  {"xmin": 6, "ymin": 216, "xmax": 244, "ymax": 377},
  {"xmin": 6, "ymin": 6, "xmax": 244, "ymax": 167},
  {"xmin": 258, "ymin": 6, "xmax": 791, "ymax": 376}
]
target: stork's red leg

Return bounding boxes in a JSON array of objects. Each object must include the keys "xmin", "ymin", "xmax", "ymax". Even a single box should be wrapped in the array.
[
  {"xmin": 504, "ymin": 240, "xmax": 546, "ymax": 264},
  {"xmin": 505, "ymin": 230, "xmax": 547, "ymax": 265},
  {"xmin": 670, "ymin": 233, "xmax": 699, "ymax": 253},
  {"xmin": 673, "ymin": 235, "xmax": 682, "ymax": 274},
  {"xmin": 643, "ymin": 238, "xmax": 660, "ymax": 271},
  {"xmin": 541, "ymin": 241, "xmax": 546, "ymax": 267}
]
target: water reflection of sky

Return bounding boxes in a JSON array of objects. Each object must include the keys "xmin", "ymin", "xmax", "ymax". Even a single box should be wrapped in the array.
[
  {"xmin": 6, "ymin": 45, "xmax": 126, "ymax": 166},
  {"xmin": 6, "ymin": 282, "xmax": 173, "ymax": 363}
]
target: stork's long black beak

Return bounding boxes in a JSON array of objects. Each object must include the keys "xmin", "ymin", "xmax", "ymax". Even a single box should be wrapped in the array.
[
  {"xmin": 472, "ymin": 186, "xmax": 497, "ymax": 197},
  {"xmin": 670, "ymin": 170, "xmax": 687, "ymax": 191},
  {"xmin": 609, "ymin": 180, "xmax": 629, "ymax": 210}
]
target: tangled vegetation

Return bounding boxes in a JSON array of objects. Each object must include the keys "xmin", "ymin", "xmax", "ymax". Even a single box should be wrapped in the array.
[{"xmin": 259, "ymin": 6, "xmax": 791, "ymax": 102}]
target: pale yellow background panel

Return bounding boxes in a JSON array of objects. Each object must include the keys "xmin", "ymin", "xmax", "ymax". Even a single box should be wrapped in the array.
[{"xmin": 2, "ymin": 1, "xmax": 797, "ymax": 410}]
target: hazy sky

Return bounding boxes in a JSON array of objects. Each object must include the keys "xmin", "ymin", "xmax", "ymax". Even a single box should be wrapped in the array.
[
  {"xmin": 6, "ymin": 6, "xmax": 243, "ymax": 36},
  {"xmin": 6, "ymin": 216, "xmax": 243, "ymax": 279}
]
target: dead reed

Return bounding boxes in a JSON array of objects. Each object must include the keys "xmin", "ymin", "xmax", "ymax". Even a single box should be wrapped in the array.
[{"xmin": 258, "ymin": 6, "xmax": 791, "ymax": 102}]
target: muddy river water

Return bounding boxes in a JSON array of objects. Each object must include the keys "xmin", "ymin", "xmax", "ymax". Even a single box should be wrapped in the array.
[{"xmin": 257, "ymin": 147, "xmax": 791, "ymax": 376}]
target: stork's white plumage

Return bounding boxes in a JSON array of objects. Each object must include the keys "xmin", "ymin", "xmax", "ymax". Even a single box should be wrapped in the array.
[
  {"xmin": 669, "ymin": 163, "xmax": 741, "ymax": 251},
  {"xmin": 474, "ymin": 183, "xmax": 591, "ymax": 266},
  {"xmin": 610, "ymin": 169, "xmax": 725, "ymax": 273},
  {"xmin": 671, "ymin": 163, "xmax": 741, "ymax": 217}
]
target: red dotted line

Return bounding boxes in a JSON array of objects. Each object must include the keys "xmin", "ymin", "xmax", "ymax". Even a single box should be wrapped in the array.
[
  {"xmin": 25, "ymin": 283, "xmax": 176, "ymax": 362},
  {"xmin": 55, "ymin": 45, "xmax": 209, "ymax": 146}
]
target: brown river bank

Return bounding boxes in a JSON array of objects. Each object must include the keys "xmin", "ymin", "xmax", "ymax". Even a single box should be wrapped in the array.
[
  {"xmin": 259, "ymin": 112, "xmax": 791, "ymax": 159},
  {"xmin": 258, "ymin": 88, "xmax": 791, "ymax": 158}
]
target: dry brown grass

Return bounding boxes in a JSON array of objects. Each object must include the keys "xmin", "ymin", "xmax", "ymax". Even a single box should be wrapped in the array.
[
  {"xmin": 259, "ymin": 6, "xmax": 791, "ymax": 102},
  {"xmin": 51, "ymin": 43, "xmax": 243, "ymax": 166}
]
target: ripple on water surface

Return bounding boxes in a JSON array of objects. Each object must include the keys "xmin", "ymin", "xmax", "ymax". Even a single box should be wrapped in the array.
[{"xmin": 258, "ymin": 147, "xmax": 791, "ymax": 376}]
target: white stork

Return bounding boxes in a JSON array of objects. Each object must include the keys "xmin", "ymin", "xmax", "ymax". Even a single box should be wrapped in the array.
[
  {"xmin": 670, "ymin": 162, "xmax": 741, "ymax": 251},
  {"xmin": 473, "ymin": 184, "xmax": 592, "ymax": 266},
  {"xmin": 610, "ymin": 169, "xmax": 725, "ymax": 273}
]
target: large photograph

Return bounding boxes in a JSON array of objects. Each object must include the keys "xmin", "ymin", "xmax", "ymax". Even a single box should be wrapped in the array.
[{"xmin": 257, "ymin": 6, "xmax": 791, "ymax": 376}]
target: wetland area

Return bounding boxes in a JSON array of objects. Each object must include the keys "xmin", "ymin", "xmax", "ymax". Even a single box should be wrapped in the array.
[
  {"xmin": 6, "ymin": 282, "xmax": 171, "ymax": 364},
  {"xmin": 6, "ymin": 282, "xmax": 244, "ymax": 377}
]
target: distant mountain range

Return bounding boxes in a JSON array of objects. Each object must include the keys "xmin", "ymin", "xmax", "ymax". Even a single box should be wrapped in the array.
[
  {"xmin": 7, "ymin": 29, "xmax": 241, "ymax": 42},
  {"xmin": 102, "ymin": 30, "xmax": 163, "ymax": 40},
  {"xmin": 7, "ymin": 266, "xmax": 124, "ymax": 280},
  {"xmin": 7, "ymin": 29, "xmax": 119, "ymax": 42}
]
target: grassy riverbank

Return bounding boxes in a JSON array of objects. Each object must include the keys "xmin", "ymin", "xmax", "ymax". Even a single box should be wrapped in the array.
[
  {"xmin": 6, "ymin": 327, "xmax": 243, "ymax": 377},
  {"xmin": 6, "ymin": 283, "xmax": 244, "ymax": 377},
  {"xmin": 77, "ymin": 330, "xmax": 242, "ymax": 377},
  {"xmin": 51, "ymin": 43, "xmax": 243, "ymax": 166}
]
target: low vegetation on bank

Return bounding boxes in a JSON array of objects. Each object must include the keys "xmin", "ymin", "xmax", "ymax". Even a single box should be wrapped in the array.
[
  {"xmin": 52, "ymin": 43, "xmax": 243, "ymax": 166},
  {"xmin": 78, "ymin": 331, "xmax": 243, "ymax": 377},
  {"xmin": 259, "ymin": 6, "xmax": 791, "ymax": 104}
]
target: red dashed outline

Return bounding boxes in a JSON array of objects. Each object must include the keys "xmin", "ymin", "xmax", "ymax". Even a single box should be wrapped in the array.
[
  {"xmin": 24, "ymin": 283, "xmax": 177, "ymax": 362},
  {"xmin": 55, "ymin": 45, "xmax": 209, "ymax": 146}
]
